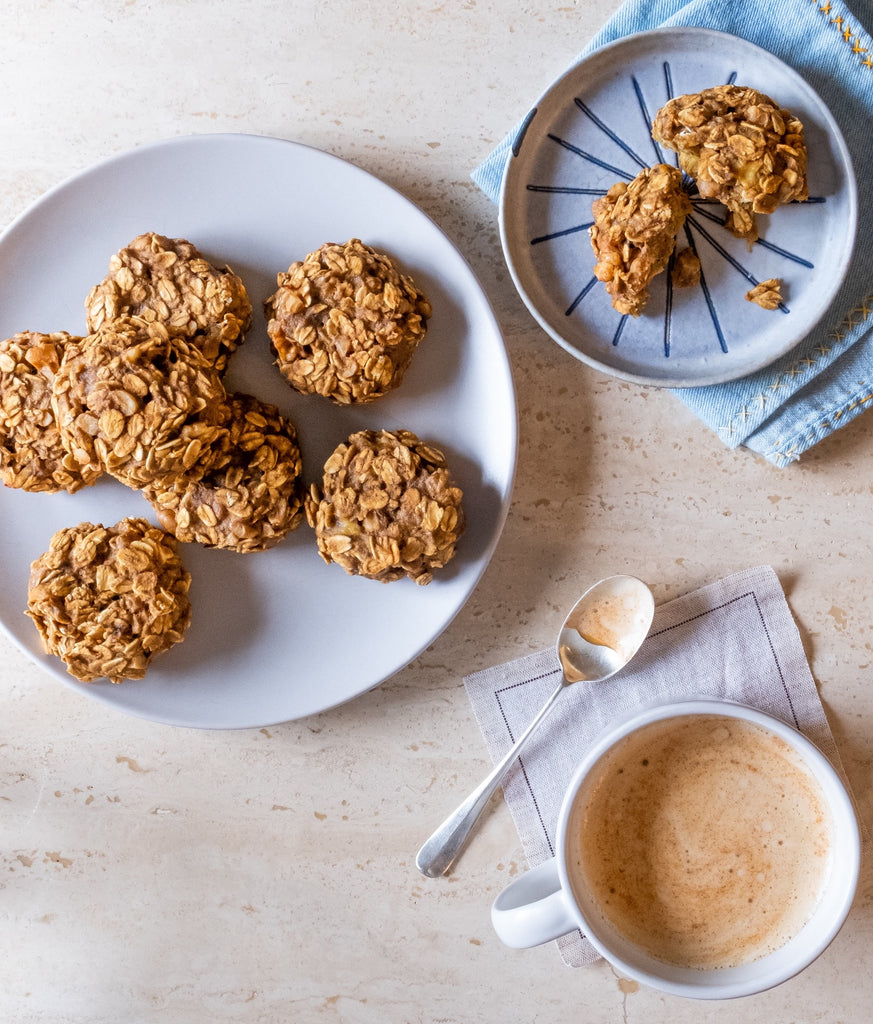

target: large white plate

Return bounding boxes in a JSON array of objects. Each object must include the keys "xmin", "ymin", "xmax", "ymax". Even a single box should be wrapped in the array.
[
  {"xmin": 0, "ymin": 133, "xmax": 517, "ymax": 729},
  {"xmin": 499, "ymin": 28, "xmax": 857, "ymax": 387}
]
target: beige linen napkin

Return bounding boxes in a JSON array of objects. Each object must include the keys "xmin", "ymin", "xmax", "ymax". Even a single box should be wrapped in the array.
[{"xmin": 464, "ymin": 566, "xmax": 857, "ymax": 967}]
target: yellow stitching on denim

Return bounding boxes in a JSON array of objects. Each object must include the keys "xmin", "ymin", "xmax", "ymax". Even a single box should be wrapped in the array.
[
  {"xmin": 765, "ymin": 390, "xmax": 873, "ymax": 459},
  {"xmin": 719, "ymin": 293, "xmax": 873, "ymax": 440},
  {"xmin": 809, "ymin": 0, "xmax": 872, "ymax": 70}
]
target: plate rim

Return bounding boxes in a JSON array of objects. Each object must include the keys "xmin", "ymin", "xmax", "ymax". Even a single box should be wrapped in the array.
[
  {"xmin": 0, "ymin": 131, "xmax": 519, "ymax": 728},
  {"xmin": 498, "ymin": 26, "xmax": 859, "ymax": 388}
]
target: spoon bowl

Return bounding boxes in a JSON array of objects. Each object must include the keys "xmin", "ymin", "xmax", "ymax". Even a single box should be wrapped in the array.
[
  {"xmin": 415, "ymin": 574, "xmax": 655, "ymax": 877},
  {"xmin": 558, "ymin": 575, "xmax": 655, "ymax": 683}
]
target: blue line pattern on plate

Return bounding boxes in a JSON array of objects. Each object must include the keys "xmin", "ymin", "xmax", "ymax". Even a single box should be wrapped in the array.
[
  {"xmin": 566, "ymin": 276, "xmax": 599, "ymax": 316},
  {"xmin": 633, "ymin": 75, "xmax": 665, "ymax": 165},
  {"xmin": 664, "ymin": 249, "xmax": 675, "ymax": 357},
  {"xmin": 612, "ymin": 313, "xmax": 629, "ymax": 347},
  {"xmin": 546, "ymin": 133, "xmax": 635, "ymax": 180},
  {"xmin": 682, "ymin": 222, "xmax": 728, "ymax": 354},
  {"xmin": 573, "ymin": 97, "xmax": 650, "ymax": 171},
  {"xmin": 526, "ymin": 185, "xmax": 608, "ymax": 195},
  {"xmin": 688, "ymin": 216, "xmax": 791, "ymax": 314},
  {"xmin": 526, "ymin": 63, "xmax": 818, "ymax": 356},
  {"xmin": 691, "ymin": 204, "xmax": 815, "ymax": 269},
  {"xmin": 531, "ymin": 221, "xmax": 595, "ymax": 245}
]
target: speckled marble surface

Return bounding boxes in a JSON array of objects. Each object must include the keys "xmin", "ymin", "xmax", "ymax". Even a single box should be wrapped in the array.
[{"xmin": 1, "ymin": 2, "xmax": 872, "ymax": 1022}]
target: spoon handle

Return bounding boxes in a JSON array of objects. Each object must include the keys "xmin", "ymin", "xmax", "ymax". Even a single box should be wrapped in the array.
[{"xmin": 415, "ymin": 680, "xmax": 566, "ymax": 878}]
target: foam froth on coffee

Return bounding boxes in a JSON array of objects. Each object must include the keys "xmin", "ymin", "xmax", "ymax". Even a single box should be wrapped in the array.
[{"xmin": 569, "ymin": 714, "xmax": 833, "ymax": 970}]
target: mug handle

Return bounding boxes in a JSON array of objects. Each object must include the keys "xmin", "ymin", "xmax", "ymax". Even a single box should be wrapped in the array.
[{"xmin": 490, "ymin": 858, "xmax": 579, "ymax": 948}]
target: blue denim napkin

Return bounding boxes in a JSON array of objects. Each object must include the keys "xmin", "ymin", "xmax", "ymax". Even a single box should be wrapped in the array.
[{"xmin": 473, "ymin": 0, "xmax": 873, "ymax": 466}]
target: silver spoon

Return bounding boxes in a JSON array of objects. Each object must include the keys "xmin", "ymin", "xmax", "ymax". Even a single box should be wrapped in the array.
[{"xmin": 415, "ymin": 574, "xmax": 655, "ymax": 878}]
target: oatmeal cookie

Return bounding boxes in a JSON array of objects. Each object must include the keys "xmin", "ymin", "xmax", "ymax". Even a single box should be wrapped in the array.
[
  {"xmin": 264, "ymin": 239, "xmax": 432, "ymax": 404},
  {"xmin": 651, "ymin": 85, "xmax": 808, "ymax": 241},
  {"xmin": 52, "ymin": 316, "xmax": 230, "ymax": 491},
  {"xmin": 26, "ymin": 517, "xmax": 191, "ymax": 683},
  {"xmin": 85, "ymin": 232, "xmax": 252, "ymax": 371},
  {"xmin": 145, "ymin": 393, "xmax": 305, "ymax": 553},
  {"xmin": 589, "ymin": 164, "xmax": 692, "ymax": 317},
  {"xmin": 306, "ymin": 428, "xmax": 464, "ymax": 584},
  {"xmin": 0, "ymin": 331, "xmax": 100, "ymax": 493}
]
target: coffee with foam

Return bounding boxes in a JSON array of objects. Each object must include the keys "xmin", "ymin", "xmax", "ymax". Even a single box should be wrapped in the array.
[{"xmin": 568, "ymin": 714, "xmax": 833, "ymax": 970}]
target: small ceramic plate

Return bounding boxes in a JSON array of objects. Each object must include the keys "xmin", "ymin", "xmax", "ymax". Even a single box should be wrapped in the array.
[{"xmin": 499, "ymin": 27, "xmax": 857, "ymax": 387}]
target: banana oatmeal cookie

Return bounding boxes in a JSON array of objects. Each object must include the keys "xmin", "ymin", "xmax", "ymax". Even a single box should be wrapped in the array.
[
  {"xmin": 52, "ymin": 316, "xmax": 230, "ymax": 492},
  {"xmin": 264, "ymin": 239, "xmax": 432, "ymax": 404},
  {"xmin": 85, "ymin": 232, "xmax": 252, "ymax": 372},
  {"xmin": 651, "ymin": 84, "xmax": 808, "ymax": 241},
  {"xmin": 0, "ymin": 331, "xmax": 101, "ymax": 493},
  {"xmin": 306, "ymin": 428, "xmax": 464, "ymax": 585},
  {"xmin": 26, "ymin": 517, "xmax": 192, "ymax": 683},
  {"xmin": 145, "ymin": 392, "xmax": 305, "ymax": 553},
  {"xmin": 589, "ymin": 164, "xmax": 692, "ymax": 317}
]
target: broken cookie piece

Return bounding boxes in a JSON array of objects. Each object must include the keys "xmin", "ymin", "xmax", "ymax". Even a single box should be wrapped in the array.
[
  {"xmin": 745, "ymin": 279, "xmax": 783, "ymax": 310},
  {"xmin": 589, "ymin": 164, "xmax": 692, "ymax": 317},
  {"xmin": 672, "ymin": 248, "xmax": 701, "ymax": 289},
  {"xmin": 652, "ymin": 84, "xmax": 808, "ymax": 242},
  {"xmin": 0, "ymin": 331, "xmax": 101, "ymax": 493}
]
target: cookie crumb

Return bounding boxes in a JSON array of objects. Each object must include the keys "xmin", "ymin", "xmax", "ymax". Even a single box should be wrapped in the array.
[
  {"xmin": 672, "ymin": 248, "xmax": 701, "ymax": 288},
  {"xmin": 745, "ymin": 279, "xmax": 783, "ymax": 310}
]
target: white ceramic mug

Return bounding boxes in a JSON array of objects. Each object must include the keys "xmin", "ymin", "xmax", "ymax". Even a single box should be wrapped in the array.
[{"xmin": 491, "ymin": 700, "xmax": 860, "ymax": 1000}]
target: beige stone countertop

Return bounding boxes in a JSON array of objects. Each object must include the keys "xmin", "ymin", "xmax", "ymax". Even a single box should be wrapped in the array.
[{"xmin": 2, "ymin": 1, "xmax": 871, "ymax": 1021}]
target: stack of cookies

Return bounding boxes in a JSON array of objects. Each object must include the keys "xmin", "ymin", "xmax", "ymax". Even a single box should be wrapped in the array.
[{"xmin": 1, "ymin": 232, "xmax": 466, "ymax": 684}]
